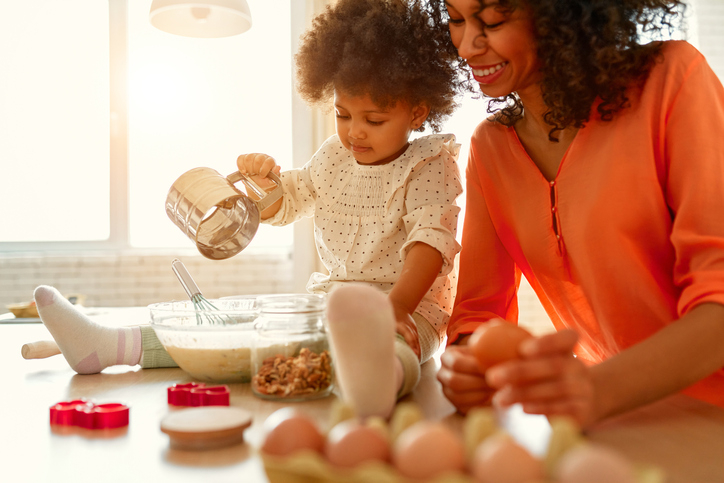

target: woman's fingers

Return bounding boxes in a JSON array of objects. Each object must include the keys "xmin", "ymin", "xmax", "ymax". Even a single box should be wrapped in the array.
[
  {"xmin": 437, "ymin": 345, "xmax": 496, "ymax": 413},
  {"xmin": 441, "ymin": 386, "xmax": 496, "ymax": 415},
  {"xmin": 493, "ymin": 367, "xmax": 591, "ymax": 405},
  {"xmin": 440, "ymin": 345, "xmax": 480, "ymax": 375},
  {"xmin": 519, "ymin": 328, "xmax": 578, "ymax": 358},
  {"xmin": 485, "ymin": 341, "xmax": 596, "ymax": 427},
  {"xmin": 486, "ymin": 353, "xmax": 577, "ymax": 387}
]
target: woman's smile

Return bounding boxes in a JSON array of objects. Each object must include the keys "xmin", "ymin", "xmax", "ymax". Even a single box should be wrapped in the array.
[{"xmin": 470, "ymin": 61, "xmax": 508, "ymax": 84}]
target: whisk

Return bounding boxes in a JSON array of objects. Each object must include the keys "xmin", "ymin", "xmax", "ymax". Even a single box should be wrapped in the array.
[{"xmin": 171, "ymin": 258, "xmax": 232, "ymax": 325}]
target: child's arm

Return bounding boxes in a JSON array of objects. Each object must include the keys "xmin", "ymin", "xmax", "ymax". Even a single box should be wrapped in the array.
[
  {"xmin": 388, "ymin": 241, "xmax": 444, "ymax": 358},
  {"xmin": 236, "ymin": 153, "xmax": 283, "ymax": 219},
  {"xmin": 486, "ymin": 302, "xmax": 724, "ymax": 428}
]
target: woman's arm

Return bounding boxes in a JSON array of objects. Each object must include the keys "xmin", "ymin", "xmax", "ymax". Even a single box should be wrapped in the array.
[
  {"xmin": 388, "ymin": 241, "xmax": 444, "ymax": 358},
  {"xmin": 488, "ymin": 303, "xmax": 724, "ymax": 428},
  {"xmin": 590, "ymin": 302, "xmax": 724, "ymax": 422}
]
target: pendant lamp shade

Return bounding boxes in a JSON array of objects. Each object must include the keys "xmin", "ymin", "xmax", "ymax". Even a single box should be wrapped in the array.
[{"xmin": 149, "ymin": 0, "xmax": 252, "ymax": 38}]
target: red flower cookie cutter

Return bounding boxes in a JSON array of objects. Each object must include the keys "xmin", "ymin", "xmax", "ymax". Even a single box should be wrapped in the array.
[
  {"xmin": 50, "ymin": 399, "xmax": 129, "ymax": 429},
  {"xmin": 167, "ymin": 383, "xmax": 230, "ymax": 407}
]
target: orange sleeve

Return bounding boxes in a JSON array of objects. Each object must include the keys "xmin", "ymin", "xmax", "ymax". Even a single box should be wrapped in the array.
[
  {"xmin": 447, "ymin": 131, "xmax": 521, "ymax": 345},
  {"xmin": 664, "ymin": 47, "xmax": 724, "ymax": 315}
]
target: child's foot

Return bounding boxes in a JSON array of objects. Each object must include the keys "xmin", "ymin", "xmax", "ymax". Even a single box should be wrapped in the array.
[
  {"xmin": 326, "ymin": 284, "xmax": 398, "ymax": 419},
  {"xmin": 34, "ymin": 285, "xmax": 142, "ymax": 374}
]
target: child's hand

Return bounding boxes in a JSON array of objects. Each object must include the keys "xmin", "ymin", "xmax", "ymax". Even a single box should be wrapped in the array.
[
  {"xmin": 437, "ymin": 343, "xmax": 496, "ymax": 414},
  {"xmin": 395, "ymin": 312, "xmax": 421, "ymax": 360},
  {"xmin": 484, "ymin": 329, "xmax": 597, "ymax": 428},
  {"xmin": 236, "ymin": 153, "xmax": 281, "ymax": 191}
]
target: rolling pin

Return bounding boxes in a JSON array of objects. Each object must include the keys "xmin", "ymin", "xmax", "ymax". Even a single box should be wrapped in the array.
[{"xmin": 21, "ymin": 340, "xmax": 61, "ymax": 359}]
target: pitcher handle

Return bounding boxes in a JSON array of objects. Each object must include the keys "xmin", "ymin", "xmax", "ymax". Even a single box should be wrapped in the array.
[{"xmin": 226, "ymin": 171, "xmax": 284, "ymax": 212}]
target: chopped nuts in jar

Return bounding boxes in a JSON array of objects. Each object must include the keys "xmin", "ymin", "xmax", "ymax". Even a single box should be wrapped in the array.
[{"xmin": 252, "ymin": 348, "xmax": 332, "ymax": 398}]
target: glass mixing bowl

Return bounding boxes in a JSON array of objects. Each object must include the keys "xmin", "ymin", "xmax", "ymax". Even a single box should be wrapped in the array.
[{"xmin": 148, "ymin": 297, "xmax": 259, "ymax": 383}]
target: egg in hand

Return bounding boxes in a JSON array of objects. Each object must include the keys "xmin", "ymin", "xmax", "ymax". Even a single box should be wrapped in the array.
[{"xmin": 468, "ymin": 320, "xmax": 533, "ymax": 370}]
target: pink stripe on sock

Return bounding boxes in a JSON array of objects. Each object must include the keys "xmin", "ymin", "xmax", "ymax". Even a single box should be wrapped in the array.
[
  {"xmin": 130, "ymin": 327, "xmax": 142, "ymax": 365},
  {"xmin": 116, "ymin": 331, "xmax": 126, "ymax": 365}
]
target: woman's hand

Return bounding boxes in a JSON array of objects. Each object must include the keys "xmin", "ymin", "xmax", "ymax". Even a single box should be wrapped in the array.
[
  {"xmin": 485, "ymin": 329, "xmax": 597, "ymax": 428},
  {"xmin": 437, "ymin": 343, "xmax": 496, "ymax": 414}
]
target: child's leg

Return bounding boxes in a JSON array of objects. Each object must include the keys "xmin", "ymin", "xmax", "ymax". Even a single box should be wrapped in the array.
[
  {"xmin": 34, "ymin": 285, "xmax": 142, "ymax": 374},
  {"xmin": 138, "ymin": 325, "xmax": 178, "ymax": 368},
  {"xmin": 34, "ymin": 285, "xmax": 178, "ymax": 374},
  {"xmin": 413, "ymin": 312, "xmax": 441, "ymax": 364},
  {"xmin": 326, "ymin": 284, "xmax": 398, "ymax": 419},
  {"xmin": 394, "ymin": 334, "xmax": 420, "ymax": 398}
]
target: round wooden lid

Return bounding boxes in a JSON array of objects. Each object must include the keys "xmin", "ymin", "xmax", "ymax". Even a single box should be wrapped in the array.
[{"xmin": 160, "ymin": 406, "xmax": 253, "ymax": 451}]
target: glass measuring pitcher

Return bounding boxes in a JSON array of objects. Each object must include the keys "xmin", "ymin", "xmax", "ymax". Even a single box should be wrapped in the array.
[{"xmin": 165, "ymin": 167, "xmax": 283, "ymax": 260}]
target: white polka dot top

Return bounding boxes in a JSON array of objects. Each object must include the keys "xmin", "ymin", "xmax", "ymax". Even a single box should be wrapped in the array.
[{"xmin": 264, "ymin": 133, "xmax": 463, "ymax": 338}]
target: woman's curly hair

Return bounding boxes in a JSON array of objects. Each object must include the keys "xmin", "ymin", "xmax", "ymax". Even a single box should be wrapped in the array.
[
  {"xmin": 426, "ymin": 0, "xmax": 687, "ymax": 139},
  {"xmin": 295, "ymin": 0, "xmax": 470, "ymax": 132}
]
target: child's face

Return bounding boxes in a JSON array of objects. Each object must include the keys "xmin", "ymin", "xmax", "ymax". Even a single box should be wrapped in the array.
[{"xmin": 334, "ymin": 90, "xmax": 429, "ymax": 165}]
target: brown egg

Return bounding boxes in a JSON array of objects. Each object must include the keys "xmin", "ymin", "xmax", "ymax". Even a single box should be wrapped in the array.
[
  {"xmin": 324, "ymin": 419, "xmax": 390, "ymax": 468},
  {"xmin": 260, "ymin": 407, "xmax": 325, "ymax": 456},
  {"xmin": 470, "ymin": 432, "xmax": 545, "ymax": 483},
  {"xmin": 393, "ymin": 421, "xmax": 466, "ymax": 479},
  {"xmin": 468, "ymin": 320, "xmax": 532, "ymax": 370},
  {"xmin": 555, "ymin": 443, "xmax": 637, "ymax": 483}
]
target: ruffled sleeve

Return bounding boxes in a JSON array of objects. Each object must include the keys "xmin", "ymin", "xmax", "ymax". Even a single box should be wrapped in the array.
[{"xmin": 399, "ymin": 134, "xmax": 463, "ymax": 275}]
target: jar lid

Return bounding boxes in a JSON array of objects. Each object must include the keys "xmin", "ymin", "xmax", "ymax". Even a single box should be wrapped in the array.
[{"xmin": 256, "ymin": 294, "xmax": 326, "ymax": 314}]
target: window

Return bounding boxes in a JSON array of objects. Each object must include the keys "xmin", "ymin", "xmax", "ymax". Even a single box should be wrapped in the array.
[
  {"xmin": 0, "ymin": 0, "xmax": 111, "ymax": 243},
  {"xmin": 0, "ymin": 0, "xmax": 295, "ymax": 252}
]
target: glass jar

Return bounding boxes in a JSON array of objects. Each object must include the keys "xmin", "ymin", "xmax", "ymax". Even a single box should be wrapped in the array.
[{"xmin": 251, "ymin": 294, "xmax": 333, "ymax": 401}]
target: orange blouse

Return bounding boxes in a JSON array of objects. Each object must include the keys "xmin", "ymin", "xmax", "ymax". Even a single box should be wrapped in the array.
[{"xmin": 448, "ymin": 41, "xmax": 724, "ymax": 407}]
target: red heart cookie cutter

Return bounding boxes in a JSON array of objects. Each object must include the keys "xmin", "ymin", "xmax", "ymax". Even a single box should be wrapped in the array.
[
  {"xmin": 50, "ymin": 399, "xmax": 129, "ymax": 429},
  {"xmin": 167, "ymin": 383, "xmax": 230, "ymax": 407}
]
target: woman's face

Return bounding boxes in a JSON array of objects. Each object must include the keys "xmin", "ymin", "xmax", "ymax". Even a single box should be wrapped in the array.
[{"xmin": 446, "ymin": 0, "xmax": 540, "ymax": 99}]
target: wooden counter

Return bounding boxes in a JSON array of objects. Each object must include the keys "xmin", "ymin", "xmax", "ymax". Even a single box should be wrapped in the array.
[{"xmin": 1, "ymin": 321, "xmax": 722, "ymax": 483}]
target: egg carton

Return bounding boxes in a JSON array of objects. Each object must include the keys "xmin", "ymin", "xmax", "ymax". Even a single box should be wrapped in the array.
[
  {"xmin": 260, "ymin": 402, "xmax": 665, "ymax": 483},
  {"xmin": 263, "ymin": 451, "xmax": 469, "ymax": 483},
  {"xmin": 262, "ymin": 453, "xmax": 663, "ymax": 483}
]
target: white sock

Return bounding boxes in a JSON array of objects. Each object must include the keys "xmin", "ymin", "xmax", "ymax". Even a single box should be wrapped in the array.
[
  {"xmin": 34, "ymin": 285, "xmax": 142, "ymax": 374},
  {"xmin": 326, "ymin": 284, "xmax": 397, "ymax": 419}
]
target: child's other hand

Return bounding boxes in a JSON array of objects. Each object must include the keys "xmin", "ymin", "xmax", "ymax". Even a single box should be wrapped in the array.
[
  {"xmin": 437, "ymin": 343, "xmax": 496, "ymax": 414},
  {"xmin": 484, "ymin": 329, "xmax": 596, "ymax": 428},
  {"xmin": 395, "ymin": 312, "xmax": 421, "ymax": 360}
]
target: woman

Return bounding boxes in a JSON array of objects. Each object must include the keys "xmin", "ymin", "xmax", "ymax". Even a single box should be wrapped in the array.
[{"xmin": 431, "ymin": 0, "xmax": 724, "ymax": 428}]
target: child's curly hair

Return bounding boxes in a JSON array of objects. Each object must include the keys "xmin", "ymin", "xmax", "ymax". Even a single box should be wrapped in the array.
[
  {"xmin": 295, "ymin": 0, "xmax": 470, "ymax": 133},
  {"xmin": 426, "ymin": 0, "xmax": 686, "ymax": 140}
]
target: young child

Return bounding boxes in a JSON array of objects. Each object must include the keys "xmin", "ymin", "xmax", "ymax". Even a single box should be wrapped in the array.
[
  {"xmin": 238, "ymin": 0, "xmax": 465, "ymax": 418},
  {"xmin": 31, "ymin": 0, "xmax": 466, "ymax": 419}
]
